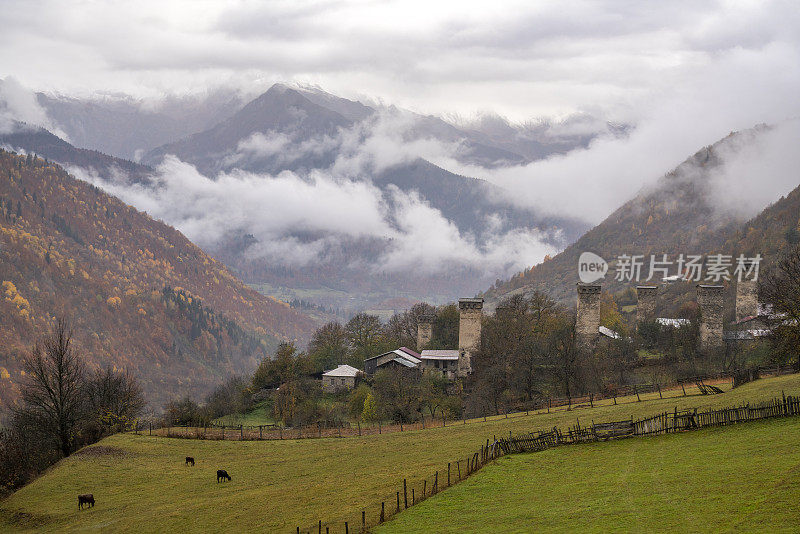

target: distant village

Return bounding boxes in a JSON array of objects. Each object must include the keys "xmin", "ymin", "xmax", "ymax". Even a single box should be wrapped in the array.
[{"xmin": 320, "ymin": 269, "xmax": 774, "ymax": 392}]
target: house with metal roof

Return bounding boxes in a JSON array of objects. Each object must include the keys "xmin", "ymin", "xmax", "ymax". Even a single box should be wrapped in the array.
[
  {"xmin": 363, "ymin": 347, "xmax": 421, "ymax": 376},
  {"xmin": 322, "ymin": 364, "xmax": 361, "ymax": 392},
  {"xmin": 419, "ymin": 349, "xmax": 460, "ymax": 379}
]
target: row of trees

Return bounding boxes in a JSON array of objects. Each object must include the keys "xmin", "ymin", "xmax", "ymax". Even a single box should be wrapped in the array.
[
  {"xmin": 303, "ymin": 303, "xmax": 458, "ymax": 373},
  {"xmin": 0, "ymin": 319, "xmax": 145, "ymax": 495}
]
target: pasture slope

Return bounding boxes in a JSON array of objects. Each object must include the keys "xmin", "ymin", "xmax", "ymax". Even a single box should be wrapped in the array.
[
  {"xmin": 1, "ymin": 374, "xmax": 799, "ymax": 533},
  {"xmin": 377, "ymin": 416, "xmax": 800, "ymax": 533}
]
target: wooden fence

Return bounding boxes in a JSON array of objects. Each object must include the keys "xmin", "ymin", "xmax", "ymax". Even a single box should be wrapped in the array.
[
  {"xmin": 134, "ymin": 372, "xmax": 758, "ymax": 443},
  {"xmin": 297, "ymin": 393, "xmax": 800, "ymax": 533}
]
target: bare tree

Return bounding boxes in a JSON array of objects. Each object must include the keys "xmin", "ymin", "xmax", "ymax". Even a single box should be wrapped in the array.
[
  {"xmin": 547, "ymin": 314, "xmax": 580, "ymax": 399},
  {"xmin": 760, "ymin": 246, "xmax": 800, "ymax": 367},
  {"xmin": 16, "ymin": 318, "xmax": 86, "ymax": 457},
  {"xmin": 86, "ymin": 367, "xmax": 146, "ymax": 437}
]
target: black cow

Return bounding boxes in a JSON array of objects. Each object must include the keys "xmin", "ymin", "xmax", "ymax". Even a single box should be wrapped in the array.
[
  {"xmin": 185, "ymin": 456, "xmax": 195, "ymax": 466},
  {"xmin": 216, "ymin": 469, "xmax": 231, "ymax": 482},
  {"xmin": 78, "ymin": 494, "xmax": 95, "ymax": 510}
]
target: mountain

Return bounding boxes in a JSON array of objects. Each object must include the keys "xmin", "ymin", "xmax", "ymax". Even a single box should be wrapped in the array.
[
  {"xmin": 482, "ymin": 124, "xmax": 799, "ymax": 318},
  {"xmin": 143, "ymin": 84, "xmax": 351, "ymax": 175},
  {"xmin": 0, "ymin": 149, "xmax": 317, "ymax": 409},
  {"xmin": 0, "ymin": 123, "xmax": 153, "ymax": 184},
  {"xmin": 143, "ymin": 84, "xmax": 607, "ymax": 173},
  {"xmin": 138, "ymin": 84, "xmax": 592, "ymax": 312},
  {"xmin": 36, "ymin": 89, "xmax": 245, "ymax": 160}
]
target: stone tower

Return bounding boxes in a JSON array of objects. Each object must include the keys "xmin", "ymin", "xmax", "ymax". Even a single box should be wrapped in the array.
[
  {"xmin": 457, "ymin": 298, "xmax": 484, "ymax": 376},
  {"xmin": 416, "ymin": 313, "xmax": 435, "ymax": 350},
  {"xmin": 735, "ymin": 260, "xmax": 759, "ymax": 321},
  {"xmin": 576, "ymin": 284, "xmax": 601, "ymax": 348},
  {"xmin": 697, "ymin": 284, "xmax": 724, "ymax": 353},
  {"xmin": 636, "ymin": 285, "xmax": 658, "ymax": 326}
]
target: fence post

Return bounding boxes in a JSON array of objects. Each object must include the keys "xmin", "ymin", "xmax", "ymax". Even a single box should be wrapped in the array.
[
  {"xmin": 259, "ymin": 425, "xmax": 263, "ymax": 439},
  {"xmin": 448, "ymin": 462, "xmax": 451, "ymax": 486},
  {"xmin": 635, "ymin": 386, "xmax": 641, "ymax": 402},
  {"xmin": 380, "ymin": 502, "xmax": 385, "ymax": 523},
  {"xmin": 412, "ymin": 488, "xmax": 415, "ymax": 504},
  {"xmin": 358, "ymin": 420, "xmax": 361, "ymax": 436},
  {"xmin": 423, "ymin": 480, "xmax": 427, "ymax": 496},
  {"xmin": 400, "ymin": 420, "xmax": 403, "ymax": 432},
  {"xmin": 362, "ymin": 510, "xmax": 365, "ymax": 531},
  {"xmin": 613, "ymin": 394, "xmax": 617, "ymax": 405},
  {"xmin": 318, "ymin": 520, "xmax": 321, "ymax": 534},
  {"xmin": 222, "ymin": 425, "xmax": 225, "ymax": 440},
  {"xmin": 548, "ymin": 398, "xmax": 551, "ymax": 413},
  {"xmin": 379, "ymin": 420, "xmax": 381, "ymax": 434},
  {"xmin": 681, "ymin": 382, "xmax": 686, "ymax": 396},
  {"xmin": 149, "ymin": 422, "xmax": 152, "ymax": 436},
  {"xmin": 240, "ymin": 425, "xmax": 243, "ymax": 440},
  {"xmin": 590, "ymin": 393, "xmax": 594, "ymax": 408},
  {"xmin": 396, "ymin": 491, "xmax": 400, "ymax": 512},
  {"xmin": 345, "ymin": 522, "xmax": 348, "ymax": 534},
  {"xmin": 658, "ymin": 384, "xmax": 662, "ymax": 399},
  {"xmin": 404, "ymin": 479, "xmax": 408, "ymax": 509},
  {"xmin": 457, "ymin": 460, "xmax": 461, "ymax": 480}
]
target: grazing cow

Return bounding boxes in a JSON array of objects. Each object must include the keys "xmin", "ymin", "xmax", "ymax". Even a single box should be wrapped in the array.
[
  {"xmin": 185, "ymin": 456, "xmax": 195, "ymax": 466},
  {"xmin": 78, "ymin": 494, "xmax": 95, "ymax": 510},
  {"xmin": 216, "ymin": 469, "xmax": 231, "ymax": 483}
]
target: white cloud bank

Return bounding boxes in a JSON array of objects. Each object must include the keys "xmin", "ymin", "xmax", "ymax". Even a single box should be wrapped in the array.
[{"xmin": 71, "ymin": 156, "xmax": 558, "ymax": 276}]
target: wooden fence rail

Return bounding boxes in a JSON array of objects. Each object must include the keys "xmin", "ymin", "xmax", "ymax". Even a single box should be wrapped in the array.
[
  {"xmin": 297, "ymin": 394, "xmax": 800, "ymax": 533},
  {"xmin": 134, "ymin": 370, "xmax": 792, "ymax": 443}
]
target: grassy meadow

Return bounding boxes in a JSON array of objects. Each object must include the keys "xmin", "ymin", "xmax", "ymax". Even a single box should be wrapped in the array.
[
  {"xmin": 1, "ymin": 374, "xmax": 799, "ymax": 533},
  {"xmin": 377, "ymin": 416, "xmax": 800, "ymax": 533}
]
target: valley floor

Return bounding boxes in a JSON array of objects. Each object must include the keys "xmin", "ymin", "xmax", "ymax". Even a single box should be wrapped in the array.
[{"xmin": 1, "ymin": 374, "xmax": 799, "ymax": 533}]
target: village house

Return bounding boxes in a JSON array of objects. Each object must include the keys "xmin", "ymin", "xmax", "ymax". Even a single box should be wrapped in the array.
[
  {"xmin": 419, "ymin": 349, "xmax": 460, "ymax": 379},
  {"xmin": 321, "ymin": 364, "xmax": 361, "ymax": 392},
  {"xmin": 363, "ymin": 297, "xmax": 485, "ymax": 381},
  {"xmin": 363, "ymin": 347, "xmax": 421, "ymax": 376}
]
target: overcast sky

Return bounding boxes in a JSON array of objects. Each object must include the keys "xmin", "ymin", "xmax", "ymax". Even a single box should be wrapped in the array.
[{"xmin": 1, "ymin": 0, "xmax": 798, "ymax": 123}]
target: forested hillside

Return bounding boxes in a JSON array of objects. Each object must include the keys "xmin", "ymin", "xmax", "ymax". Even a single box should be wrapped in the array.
[
  {"xmin": 483, "ymin": 126, "xmax": 800, "ymax": 318},
  {"xmin": 0, "ymin": 150, "xmax": 317, "ymax": 408}
]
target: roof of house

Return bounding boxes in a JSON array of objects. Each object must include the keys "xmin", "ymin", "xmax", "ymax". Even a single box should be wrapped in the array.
[
  {"xmin": 420, "ymin": 349, "xmax": 460, "ymax": 360},
  {"xmin": 656, "ymin": 317, "xmax": 691, "ymax": 327},
  {"xmin": 724, "ymin": 330, "xmax": 772, "ymax": 340},
  {"xmin": 322, "ymin": 364, "xmax": 361, "ymax": 377},
  {"xmin": 598, "ymin": 326, "xmax": 621, "ymax": 339},
  {"xmin": 365, "ymin": 347, "xmax": 420, "ymax": 363}
]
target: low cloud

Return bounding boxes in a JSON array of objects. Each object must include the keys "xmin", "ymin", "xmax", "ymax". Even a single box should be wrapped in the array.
[
  {"xmin": 0, "ymin": 76, "xmax": 68, "ymax": 139},
  {"xmin": 71, "ymin": 155, "xmax": 557, "ymax": 276},
  {"xmin": 425, "ymin": 41, "xmax": 800, "ymax": 225}
]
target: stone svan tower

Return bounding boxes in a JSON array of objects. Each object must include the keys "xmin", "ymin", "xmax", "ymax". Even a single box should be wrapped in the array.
[
  {"xmin": 735, "ymin": 261, "xmax": 759, "ymax": 321},
  {"xmin": 457, "ymin": 298, "xmax": 483, "ymax": 376},
  {"xmin": 576, "ymin": 284, "xmax": 601, "ymax": 348},
  {"xmin": 416, "ymin": 313, "xmax": 435, "ymax": 350},
  {"xmin": 697, "ymin": 284, "xmax": 724, "ymax": 353},
  {"xmin": 636, "ymin": 285, "xmax": 658, "ymax": 326}
]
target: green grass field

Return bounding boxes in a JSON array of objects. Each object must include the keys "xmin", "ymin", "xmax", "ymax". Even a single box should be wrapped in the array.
[
  {"xmin": 211, "ymin": 401, "xmax": 276, "ymax": 426},
  {"xmin": 377, "ymin": 416, "xmax": 800, "ymax": 533},
  {"xmin": 1, "ymin": 374, "xmax": 799, "ymax": 533}
]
